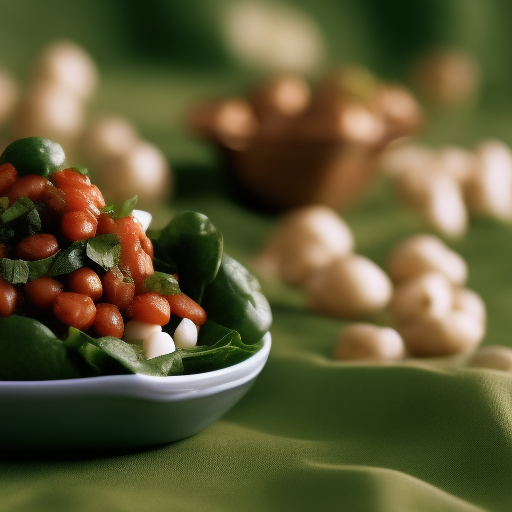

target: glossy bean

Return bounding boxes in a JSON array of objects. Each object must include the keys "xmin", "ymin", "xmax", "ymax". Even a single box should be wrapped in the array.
[
  {"xmin": 102, "ymin": 268, "xmax": 135, "ymax": 311},
  {"xmin": 53, "ymin": 292, "xmax": 96, "ymax": 330},
  {"xmin": 167, "ymin": 293, "xmax": 206, "ymax": 325},
  {"xmin": 0, "ymin": 163, "xmax": 18, "ymax": 193},
  {"xmin": 0, "ymin": 277, "xmax": 17, "ymax": 317},
  {"xmin": 61, "ymin": 210, "xmax": 98, "ymax": 241},
  {"xmin": 16, "ymin": 233, "xmax": 59, "ymax": 261},
  {"xmin": 67, "ymin": 268, "xmax": 103, "ymax": 301},
  {"xmin": 93, "ymin": 303, "xmax": 124, "ymax": 338},
  {"xmin": 24, "ymin": 276, "xmax": 63, "ymax": 309},
  {"xmin": 130, "ymin": 292, "xmax": 170, "ymax": 325}
]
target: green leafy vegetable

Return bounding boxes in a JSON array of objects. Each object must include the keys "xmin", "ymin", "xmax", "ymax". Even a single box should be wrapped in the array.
[
  {"xmin": 0, "ymin": 258, "xmax": 30, "ymax": 284},
  {"xmin": 65, "ymin": 328, "xmax": 184, "ymax": 377},
  {"xmin": 1, "ymin": 197, "xmax": 35, "ymax": 223},
  {"xmin": 0, "ymin": 316, "xmax": 82, "ymax": 380},
  {"xmin": 180, "ymin": 321, "xmax": 263, "ymax": 374},
  {"xmin": 47, "ymin": 241, "xmax": 86, "ymax": 277},
  {"xmin": 143, "ymin": 271, "xmax": 181, "ymax": 296},
  {"xmin": 86, "ymin": 234, "xmax": 121, "ymax": 271},
  {"xmin": 69, "ymin": 165, "xmax": 88, "ymax": 176},
  {"xmin": 152, "ymin": 211, "xmax": 223, "ymax": 303},
  {"xmin": 102, "ymin": 195, "xmax": 138, "ymax": 220}
]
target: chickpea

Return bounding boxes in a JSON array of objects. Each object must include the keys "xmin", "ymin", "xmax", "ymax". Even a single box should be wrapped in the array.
[
  {"xmin": 304, "ymin": 254, "xmax": 392, "ymax": 318},
  {"xmin": 333, "ymin": 324, "xmax": 405, "ymax": 362},
  {"xmin": 398, "ymin": 310, "xmax": 484, "ymax": 357},
  {"xmin": 67, "ymin": 268, "xmax": 103, "ymax": 301},
  {"xmin": 24, "ymin": 276, "xmax": 63, "ymax": 309},
  {"xmin": 387, "ymin": 234, "xmax": 467, "ymax": 285},
  {"xmin": 16, "ymin": 234, "xmax": 59, "ymax": 261},
  {"xmin": 390, "ymin": 272, "xmax": 453, "ymax": 325},
  {"xmin": 53, "ymin": 292, "xmax": 96, "ymax": 330},
  {"xmin": 468, "ymin": 345, "xmax": 512, "ymax": 372},
  {"xmin": 452, "ymin": 287, "xmax": 486, "ymax": 323}
]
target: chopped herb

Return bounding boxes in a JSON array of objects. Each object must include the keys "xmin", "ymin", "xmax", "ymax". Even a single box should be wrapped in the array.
[
  {"xmin": 1, "ymin": 197, "xmax": 35, "ymax": 224},
  {"xmin": 68, "ymin": 166, "xmax": 88, "ymax": 176},
  {"xmin": 102, "ymin": 195, "xmax": 138, "ymax": 220},
  {"xmin": 86, "ymin": 234, "xmax": 121, "ymax": 271},
  {"xmin": 0, "ymin": 258, "xmax": 30, "ymax": 284},
  {"xmin": 143, "ymin": 271, "xmax": 181, "ymax": 296},
  {"xmin": 47, "ymin": 242, "xmax": 86, "ymax": 277}
]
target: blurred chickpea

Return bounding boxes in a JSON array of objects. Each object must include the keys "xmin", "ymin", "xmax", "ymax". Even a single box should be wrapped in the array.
[
  {"xmin": 12, "ymin": 82, "xmax": 85, "ymax": 142},
  {"xmin": 464, "ymin": 140, "xmax": 512, "ymax": 221},
  {"xmin": 421, "ymin": 173, "xmax": 468, "ymax": 238},
  {"xmin": 33, "ymin": 40, "xmax": 98, "ymax": 101},
  {"xmin": 390, "ymin": 271, "xmax": 453, "ymax": 324},
  {"xmin": 399, "ymin": 310, "xmax": 484, "ymax": 357},
  {"xmin": 81, "ymin": 115, "xmax": 139, "ymax": 163},
  {"xmin": 96, "ymin": 140, "xmax": 171, "ymax": 207},
  {"xmin": 468, "ymin": 345, "xmax": 512, "ymax": 372},
  {"xmin": 435, "ymin": 146, "xmax": 475, "ymax": 184},
  {"xmin": 333, "ymin": 323, "xmax": 405, "ymax": 362},
  {"xmin": 254, "ymin": 205, "xmax": 354, "ymax": 285},
  {"xmin": 452, "ymin": 287, "xmax": 486, "ymax": 323},
  {"xmin": 305, "ymin": 254, "xmax": 392, "ymax": 318},
  {"xmin": 387, "ymin": 234, "xmax": 467, "ymax": 285}
]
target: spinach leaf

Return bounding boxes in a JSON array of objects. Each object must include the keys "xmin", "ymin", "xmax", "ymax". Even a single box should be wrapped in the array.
[
  {"xmin": 86, "ymin": 234, "xmax": 121, "ymax": 271},
  {"xmin": 0, "ymin": 258, "xmax": 30, "ymax": 284},
  {"xmin": 143, "ymin": 271, "xmax": 181, "ymax": 296},
  {"xmin": 0, "ymin": 316, "xmax": 83, "ymax": 380},
  {"xmin": 102, "ymin": 195, "xmax": 138, "ymax": 220},
  {"xmin": 1, "ymin": 197, "xmax": 35, "ymax": 223},
  {"xmin": 65, "ymin": 328, "xmax": 184, "ymax": 377},
  {"xmin": 179, "ymin": 320, "xmax": 263, "ymax": 375},
  {"xmin": 47, "ymin": 241, "xmax": 86, "ymax": 276}
]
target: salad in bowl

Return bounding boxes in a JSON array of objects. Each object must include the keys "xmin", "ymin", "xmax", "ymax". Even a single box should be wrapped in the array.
[{"xmin": 0, "ymin": 137, "xmax": 272, "ymax": 449}]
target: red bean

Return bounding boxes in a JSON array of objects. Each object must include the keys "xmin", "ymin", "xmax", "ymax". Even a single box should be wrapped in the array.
[
  {"xmin": 50, "ymin": 168, "xmax": 91, "ymax": 188},
  {"xmin": 53, "ymin": 292, "xmax": 96, "ymax": 330},
  {"xmin": 61, "ymin": 185, "xmax": 100, "ymax": 216},
  {"xmin": 0, "ymin": 163, "xmax": 18, "ymax": 194},
  {"xmin": 88, "ymin": 184, "xmax": 106, "ymax": 210},
  {"xmin": 0, "ymin": 277, "xmax": 17, "ymax": 317},
  {"xmin": 96, "ymin": 213, "xmax": 117, "ymax": 235},
  {"xmin": 167, "ymin": 293, "xmax": 207, "ymax": 326},
  {"xmin": 42, "ymin": 183, "xmax": 66, "ymax": 214},
  {"xmin": 102, "ymin": 268, "xmax": 135, "ymax": 311},
  {"xmin": 24, "ymin": 277, "xmax": 63, "ymax": 309},
  {"xmin": 6, "ymin": 175, "xmax": 48, "ymax": 205},
  {"xmin": 93, "ymin": 303, "xmax": 124, "ymax": 338},
  {"xmin": 129, "ymin": 292, "xmax": 170, "ymax": 325},
  {"xmin": 61, "ymin": 210, "xmax": 98, "ymax": 241},
  {"xmin": 16, "ymin": 234, "xmax": 59, "ymax": 261},
  {"xmin": 67, "ymin": 268, "xmax": 103, "ymax": 301}
]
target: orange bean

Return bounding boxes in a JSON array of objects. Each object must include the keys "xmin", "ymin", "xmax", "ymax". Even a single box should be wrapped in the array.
[
  {"xmin": 0, "ymin": 163, "xmax": 18, "ymax": 194},
  {"xmin": 6, "ymin": 175, "xmax": 49, "ymax": 205},
  {"xmin": 96, "ymin": 213, "xmax": 117, "ymax": 235},
  {"xmin": 67, "ymin": 268, "xmax": 103, "ymax": 301},
  {"xmin": 102, "ymin": 268, "xmax": 135, "ymax": 311},
  {"xmin": 16, "ymin": 234, "xmax": 59, "ymax": 261},
  {"xmin": 61, "ymin": 185, "xmax": 100, "ymax": 216},
  {"xmin": 88, "ymin": 184, "xmax": 106, "ymax": 210},
  {"xmin": 0, "ymin": 277, "xmax": 17, "ymax": 317},
  {"xmin": 130, "ymin": 292, "xmax": 170, "ymax": 325},
  {"xmin": 24, "ymin": 276, "xmax": 63, "ymax": 309},
  {"xmin": 167, "ymin": 293, "xmax": 207, "ymax": 326},
  {"xmin": 139, "ymin": 233, "xmax": 154, "ymax": 258},
  {"xmin": 93, "ymin": 303, "xmax": 124, "ymax": 338},
  {"xmin": 50, "ymin": 168, "xmax": 91, "ymax": 188},
  {"xmin": 61, "ymin": 210, "xmax": 98, "ymax": 241},
  {"xmin": 53, "ymin": 292, "xmax": 96, "ymax": 330},
  {"xmin": 42, "ymin": 182, "xmax": 66, "ymax": 214}
]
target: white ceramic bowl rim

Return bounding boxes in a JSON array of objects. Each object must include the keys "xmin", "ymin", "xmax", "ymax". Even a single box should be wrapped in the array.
[{"xmin": 0, "ymin": 333, "xmax": 271, "ymax": 402}]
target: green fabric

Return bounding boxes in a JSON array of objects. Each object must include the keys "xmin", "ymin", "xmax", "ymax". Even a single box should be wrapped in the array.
[{"xmin": 2, "ymin": 2, "xmax": 512, "ymax": 511}]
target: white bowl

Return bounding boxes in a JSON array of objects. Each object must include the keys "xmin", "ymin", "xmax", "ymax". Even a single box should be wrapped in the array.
[{"xmin": 0, "ymin": 333, "xmax": 271, "ymax": 451}]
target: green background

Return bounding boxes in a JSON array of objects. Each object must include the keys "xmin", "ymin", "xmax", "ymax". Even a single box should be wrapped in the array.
[{"xmin": 1, "ymin": 1, "xmax": 512, "ymax": 511}]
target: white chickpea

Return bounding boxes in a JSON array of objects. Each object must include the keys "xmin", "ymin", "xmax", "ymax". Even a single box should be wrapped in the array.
[
  {"xmin": 468, "ymin": 345, "xmax": 512, "ymax": 372},
  {"xmin": 33, "ymin": 40, "xmax": 98, "ymax": 101},
  {"xmin": 123, "ymin": 321, "xmax": 162, "ymax": 344},
  {"xmin": 174, "ymin": 318, "xmax": 198, "ymax": 349},
  {"xmin": 464, "ymin": 140, "xmax": 512, "ymax": 221},
  {"xmin": 452, "ymin": 287, "xmax": 486, "ymax": 323},
  {"xmin": 333, "ymin": 323, "xmax": 405, "ymax": 362},
  {"xmin": 143, "ymin": 331, "xmax": 176, "ymax": 360},
  {"xmin": 390, "ymin": 271, "xmax": 453, "ymax": 324},
  {"xmin": 399, "ymin": 310, "xmax": 484, "ymax": 357},
  {"xmin": 254, "ymin": 205, "xmax": 354, "ymax": 285},
  {"xmin": 387, "ymin": 234, "xmax": 467, "ymax": 285},
  {"xmin": 305, "ymin": 254, "xmax": 392, "ymax": 318}
]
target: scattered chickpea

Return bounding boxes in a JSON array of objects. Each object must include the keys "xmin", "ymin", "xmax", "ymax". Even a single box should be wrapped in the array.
[
  {"xmin": 305, "ymin": 254, "xmax": 392, "ymax": 318},
  {"xmin": 468, "ymin": 345, "xmax": 512, "ymax": 372},
  {"xmin": 333, "ymin": 323, "xmax": 405, "ymax": 362}
]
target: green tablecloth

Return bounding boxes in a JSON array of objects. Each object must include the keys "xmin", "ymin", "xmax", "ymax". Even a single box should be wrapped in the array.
[{"xmin": 2, "ymin": 2, "xmax": 512, "ymax": 511}]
